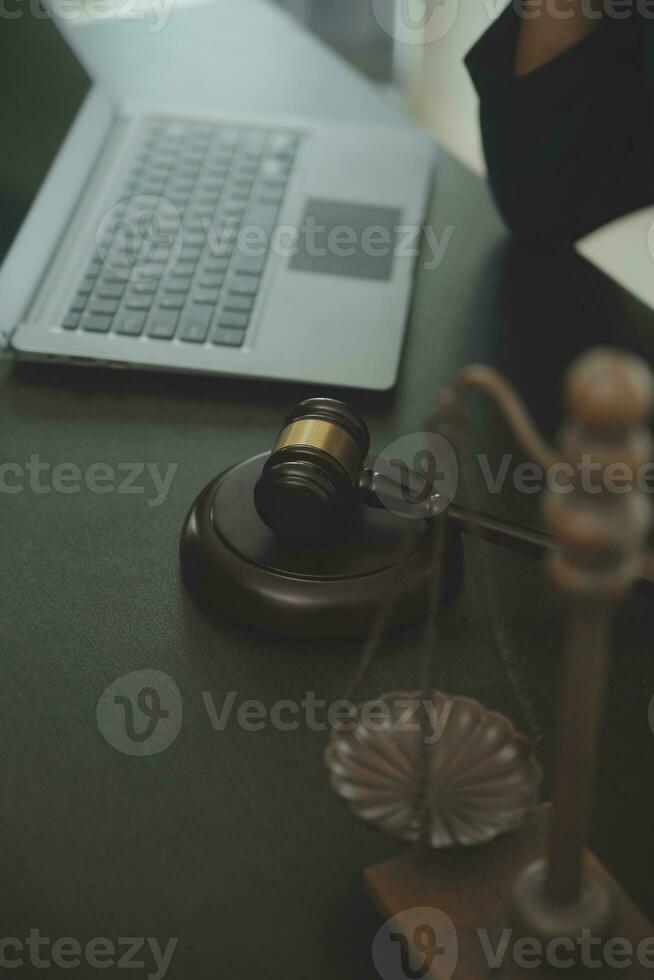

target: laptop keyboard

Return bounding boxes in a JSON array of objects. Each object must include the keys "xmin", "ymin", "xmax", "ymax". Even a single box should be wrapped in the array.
[{"xmin": 62, "ymin": 119, "xmax": 300, "ymax": 348}]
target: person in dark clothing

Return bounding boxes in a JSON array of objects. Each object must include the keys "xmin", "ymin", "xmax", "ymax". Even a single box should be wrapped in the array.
[{"xmin": 465, "ymin": 2, "xmax": 654, "ymax": 242}]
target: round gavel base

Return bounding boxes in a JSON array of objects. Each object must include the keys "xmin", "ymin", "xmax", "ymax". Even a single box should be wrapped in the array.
[{"xmin": 180, "ymin": 454, "xmax": 463, "ymax": 639}]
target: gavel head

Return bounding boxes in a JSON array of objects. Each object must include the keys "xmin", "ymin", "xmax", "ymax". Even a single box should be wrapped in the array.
[{"xmin": 253, "ymin": 397, "xmax": 370, "ymax": 544}]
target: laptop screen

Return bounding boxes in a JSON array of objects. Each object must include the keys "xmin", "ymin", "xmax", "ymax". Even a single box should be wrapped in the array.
[{"xmin": 0, "ymin": 13, "xmax": 91, "ymax": 261}]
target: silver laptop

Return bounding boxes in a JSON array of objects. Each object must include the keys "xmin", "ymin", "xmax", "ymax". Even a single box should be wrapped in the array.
[{"xmin": 0, "ymin": 8, "xmax": 435, "ymax": 391}]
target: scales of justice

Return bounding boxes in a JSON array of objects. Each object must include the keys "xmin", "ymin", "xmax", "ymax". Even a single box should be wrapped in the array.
[
  {"xmin": 327, "ymin": 349, "xmax": 654, "ymax": 980},
  {"xmin": 181, "ymin": 346, "xmax": 654, "ymax": 976}
]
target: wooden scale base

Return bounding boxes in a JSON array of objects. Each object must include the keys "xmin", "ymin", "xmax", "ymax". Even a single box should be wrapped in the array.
[{"xmin": 365, "ymin": 805, "xmax": 653, "ymax": 978}]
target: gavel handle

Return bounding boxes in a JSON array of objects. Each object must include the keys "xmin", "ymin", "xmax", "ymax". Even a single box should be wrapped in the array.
[
  {"xmin": 359, "ymin": 465, "xmax": 654, "ymax": 598},
  {"xmin": 448, "ymin": 506, "xmax": 552, "ymax": 561},
  {"xmin": 449, "ymin": 505, "xmax": 654, "ymax": 600}
]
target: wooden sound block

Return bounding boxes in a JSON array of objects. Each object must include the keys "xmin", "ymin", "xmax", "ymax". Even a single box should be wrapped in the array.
[
  {"xmin": 180, "ymin": 453, "xmax": 464, "ymax": 638},
  {"xmin": 364, "ymin": 805, "xmax": 653, "ymax": 978}
]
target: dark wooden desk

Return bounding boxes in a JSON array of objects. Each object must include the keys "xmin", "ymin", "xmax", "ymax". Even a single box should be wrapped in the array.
[{"xmin": 2, "ymin": 149, "xmax": 654, "ymax": 977}]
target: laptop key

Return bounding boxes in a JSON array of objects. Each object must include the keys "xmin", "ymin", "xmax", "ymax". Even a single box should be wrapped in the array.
[
  {"xmin": 268, "ymin": 133, "xmax": 297, "ymax": 156},
  {"xmin": 100, "ymin": 271, "xmax": 130, "ymax": 285},
  {"xmin": 233, "ymin": 175, "xmax": 255, "ymax": 191},
  {"xmin": 126, "ymin": 295, "xmax": 154, "ymax": 311},
  {"xmin": 78, "ymin": 277, "xmax": 96, "ymax": 296},
  {"xmin": 179, "ymin": 306, "xmax": 213, "ymax": 340},
  {"xmin": 69, "ymin": 294, "xmax": 87, "ymax": 313},
  {"xmin": 164, "ymin": 278, "xmax": 192, "ymax": 294},
  {"xmin": 114, "ymin": 312, "xmax": 146, "ymax": 336},
  {"xmin": 190, "ymin": 203, "xmax": 215, "ymax": 218},
  {"xmin": 168, "ymin": 193, "xmax": 191, "ymax": 208},
  {"xmin": 132, "ymin": 263, "xmax": 165, "ymax": 281},
  {"xmin": 212, "ymin": 327, "xmax": 245, "ymax": 347},
  {"xmin": 147, "ymin": 310, "xmax": 179, "ymax": 339},
  {"xmin": 169, "ymin": 179, "xmax": 194, "ymax": 194},
  {"xmin": 233, "ymin": 254, "xmax": 266, "ymax": 276},
  {"xmin": 183, "ymin": 233, "xmax": 206, "ymax": 247},
  {"xmin": 179, "ymin": 247, "xmax": 202, "ymax": 262},
  {"xmin": 138, "ymin": 182, "xmax": 165, "ymax": 196},
  {"xmin": 257, "ymin": 192, "xmax": 285, "ymax": 207},
  {"xmin": 218, "ymin": 312, "xmax": 249, "ymax": 329},
  {"xmin": 225, "ymin": 195, "xmax": 248, "ymax": 209},
  {"xmin": 183, "ymin": 217, "xmax": 205, "ymax": 232},
  {"xmin": 224, "ymin": 294, "xmax": 255, "ymax": 313},
  {"xmin": 179, "ymin": 321, "xmax": 210, "ymax": 344},
  {"xmin": 130, "ymin": 281, "xmax": 158, "ymax": 294},
  {"xmin": 89, "ymin": 298, "xmax": 119, "ymax": 316},
  {"xmin": 240, "ymin": 132, "xmax": 266, "ymax": 155},
  {"xmin": 97, "ymin": 283, "xmax": 125, "ymax": 300},
  {"xmin": 218, "ymin": 128, "xmax": 239, "ymax": 147},
  {"xmin": 230, "ymin": 276, "xmax": 259, "ymax": 296},
  {"xmin": 202, "ymin": 258, "xmax": 230, "ymax": 273},
  {"xmin": 197, "ymin": 180, "xmax": 224, "ymax": 194},
  {"xmin": 214, "ymin": 229, "xmax": 239, "ymax": 249},
  {"xmin": 81, "ymin": 313, "xmax": 112, "ymax": 333},
  {"xmin": 159, "ymin": 295, "xmax": 185, "ymax": 310},
  {"xmin": 198, "ymin": 274, "xmax": 225, "ymax": 289},
  {"xmin": 62, "ymin": 313, "xmax": 80, "ymax": 330},
  {"xmin": 171, "ymin": 262, "xmax": 195, "ymax": 278},
  {"xmin": 193, "ymin": 289, "xmax": 220, "ymax": 305},
  {"xmin": 259, "ymin": 159, "xmax": 289, "ymax": 181}
]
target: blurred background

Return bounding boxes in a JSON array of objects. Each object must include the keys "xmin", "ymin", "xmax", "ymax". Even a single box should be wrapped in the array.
[
  {"xmin": 274, "ymin": 0, "xmax": 395, "ymax": 80},
  {"xmin": 276, "ymin": 0, "xmax": 654, "ymax": 315},
  {"xmin": 4, "ymin": 0, "xmax": 653, "ymax": 309}
]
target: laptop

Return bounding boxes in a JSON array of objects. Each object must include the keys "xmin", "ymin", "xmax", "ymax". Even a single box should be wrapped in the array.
[{"xmin": 0, "ymin": 6, "xmax": 435, "ymax": 391}]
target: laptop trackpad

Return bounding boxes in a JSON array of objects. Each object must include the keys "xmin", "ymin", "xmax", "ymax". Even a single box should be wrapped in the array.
[{"xmin": 288, "ymin": 199, "xmax": 402, "ymax": 282}]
